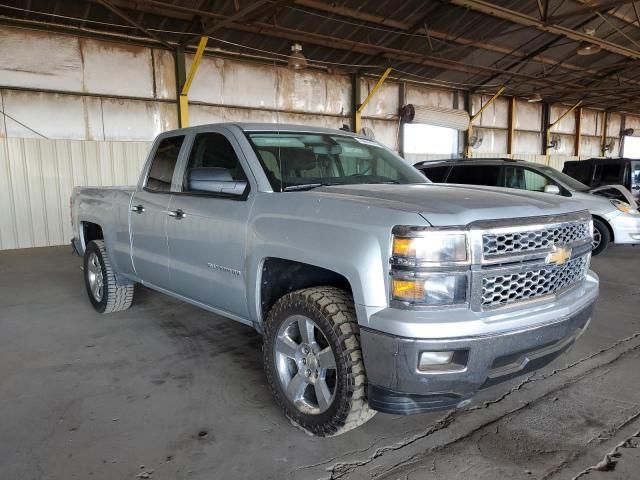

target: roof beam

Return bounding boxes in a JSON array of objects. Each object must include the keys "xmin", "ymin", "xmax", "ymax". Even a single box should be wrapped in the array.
[
  {"xmin": 546, "ymin": 0, "xmax": 634, "ymax": 23},
  {"xmin": 292, "ymin": 0, "xmax": 638, "ymax": 86},
  {"xmin": 180, "ymin": 0, "xmax": 277, "ymax": 47},
  {"xmin": 95, "ymin": 0, "xmax": 171, "ymax": 48},
  {"xmin": 449, "ymin": 0, "xmax": 640, "ymax": 59}
]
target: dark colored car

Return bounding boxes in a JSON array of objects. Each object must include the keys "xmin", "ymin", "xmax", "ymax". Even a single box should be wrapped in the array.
[{"xmin": 562, "ymin": 158, "xmax": 640, "ymax": 202}]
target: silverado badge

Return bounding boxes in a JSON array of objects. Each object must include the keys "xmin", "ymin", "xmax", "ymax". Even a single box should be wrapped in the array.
[{"xmin": 546, "ymin": 245, "xmax": 572, "ymax": 266}]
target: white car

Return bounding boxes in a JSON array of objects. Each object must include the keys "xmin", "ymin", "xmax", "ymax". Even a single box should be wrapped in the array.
[{"xmin": 414, "ymin": 158, "xmax": 640, "ymax": 255}]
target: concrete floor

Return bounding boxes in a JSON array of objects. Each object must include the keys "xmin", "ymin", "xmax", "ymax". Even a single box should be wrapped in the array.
[{"xmin": 1, "ymin": 246, "xmax": 639, "ymax": 480}]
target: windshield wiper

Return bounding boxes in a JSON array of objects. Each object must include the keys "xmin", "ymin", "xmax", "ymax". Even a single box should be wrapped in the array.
[{"xmin": 283, "ymin": 183, "xmax": 338, "ymax": 191}]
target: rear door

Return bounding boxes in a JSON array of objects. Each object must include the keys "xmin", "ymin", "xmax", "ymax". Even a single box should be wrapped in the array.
[
  {"xmin": 130, "ymin": 134, "xmax": 186, "ymax": 289},
  {"xmin": 503, "ymin": 165, "xmax": 554, "ymax": 193},
  {"xmin": 167, "ymin": 128, "xmax": 255, "ymax": 318}
]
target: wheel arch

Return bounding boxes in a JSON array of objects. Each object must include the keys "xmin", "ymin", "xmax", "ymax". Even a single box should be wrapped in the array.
[
  {"xmin": 592, "ymin": 214, "xmax": 614, "ymax": 242},
  {"xmin": 258, "ymin": 258, "xmax": 354, "ymax": 325}
]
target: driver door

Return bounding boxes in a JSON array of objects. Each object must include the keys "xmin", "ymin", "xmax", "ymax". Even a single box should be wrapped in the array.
[{"xmin": 167, "ymin": 128, "xmax": 255, "ymax": 318}]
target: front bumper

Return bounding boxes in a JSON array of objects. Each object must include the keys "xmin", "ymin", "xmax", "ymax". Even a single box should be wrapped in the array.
[
  {"xmin": 361, "ymin": 288, "xmax": 596, "ymax": 415},
  {"xmin": 610, "ymin": 212, "xmax": 640, "ymax": 244}
]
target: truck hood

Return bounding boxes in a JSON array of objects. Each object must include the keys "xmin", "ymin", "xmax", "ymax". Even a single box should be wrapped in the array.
[{"xmin": 312, "ymin": 183, "xmax": 584, "ymax": 226}]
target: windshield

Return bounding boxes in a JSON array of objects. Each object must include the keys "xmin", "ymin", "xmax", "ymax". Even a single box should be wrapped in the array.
[
  {"xmin": 245, "ymin": 131, "xmax": 428, "ymax": 191},
  {"xmin": 535, "ymin": 165, "xmax": 590, "ymax": 191}
]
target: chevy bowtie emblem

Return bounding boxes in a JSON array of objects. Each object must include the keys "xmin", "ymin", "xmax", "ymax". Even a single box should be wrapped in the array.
[{"xmin": 546, "ymin": 245, "xmax": 572, "ymax": 266}]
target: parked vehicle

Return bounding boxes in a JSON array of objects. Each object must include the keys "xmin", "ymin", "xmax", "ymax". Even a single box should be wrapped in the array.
[
  {"xmin": 415, "ymin": 158, "xmax": 640, "ymax": 255},
  {"xmin": 563, "ymin": 157, "xmax": 640, "ymax": 202},
  {"xmin": 71, "ymin": 124, "xmax": 598, "ymax": 436}
]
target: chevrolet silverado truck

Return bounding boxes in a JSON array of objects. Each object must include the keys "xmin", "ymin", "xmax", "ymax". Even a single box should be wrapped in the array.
[{"xmin": 71, "ymin": 123, "xmax": 599, "ymax": 436}]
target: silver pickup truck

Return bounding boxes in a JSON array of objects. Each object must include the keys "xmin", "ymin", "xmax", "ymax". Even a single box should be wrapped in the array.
[{"xmin": 71, "ymin": 123, "xmax": 599, "ymax": 436}]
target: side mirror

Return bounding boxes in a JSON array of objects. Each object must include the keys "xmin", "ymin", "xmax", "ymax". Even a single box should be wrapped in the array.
[
  {"xmin": 544, "ymin": 184, "xmax": 561, "ymax": 195},
  {"xmin": 187, "ymin": 167, "xmax": 247, "ymax": 196}
]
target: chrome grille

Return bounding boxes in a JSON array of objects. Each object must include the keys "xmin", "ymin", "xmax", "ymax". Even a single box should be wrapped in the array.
[
  {"xmin": 481, "ymin": 255, "xmax": 589, "ymax": 309},
  {"xmin": 483, "ymin": 222, "xmax": 590, "ymax": 257}
]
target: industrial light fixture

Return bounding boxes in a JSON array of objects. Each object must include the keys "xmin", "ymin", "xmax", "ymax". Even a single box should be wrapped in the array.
[
  {"xmin": 287, "ymin": 43, "xmax": 308, "ymax": 70},
  {"xmin": 528, "ymin": 93, "xmax": 543, "ymax": 103},
  {"xmin": 577, "ymin": 27, "xmax": 601, "ymax": 56},
  {"xmin": 576, "ymin": 41, "xmax": 602, "ymax": 56}
]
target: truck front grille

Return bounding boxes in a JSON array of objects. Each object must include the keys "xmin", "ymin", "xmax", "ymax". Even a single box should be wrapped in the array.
[
  {"xmin": 480, "ymin": 254, "xmax": 589, "ymax": 309},
  {"xmin": 483, "ymin": 221, "xmax": 590, "ymax": 257}
]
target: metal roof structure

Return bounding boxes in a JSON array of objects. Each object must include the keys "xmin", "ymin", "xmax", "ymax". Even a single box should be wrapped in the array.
[{"xmin": 3, "ymin": 0, "xmax": 640, "ymax": 112}]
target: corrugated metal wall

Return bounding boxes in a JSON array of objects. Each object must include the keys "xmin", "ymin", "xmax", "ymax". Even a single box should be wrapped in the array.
[{"xmin": 0, "ymin": 138, "xmax": 150, "ymax": 250}]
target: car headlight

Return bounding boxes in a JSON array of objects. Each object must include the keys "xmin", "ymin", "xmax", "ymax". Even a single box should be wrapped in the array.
[
  {"xmin": 392, "ymin": 274, "xmax": 468, "ymax": 306},
  {"xmin": 392, "ymin": 231, "xmax": 469, "ymax": 266},
  {"xmin": 390, "ymin": 227, "xmax": 470, "ymax": 308},
  {"xmin": 611, "ymin": 199, "xmax": 640, "ymax": 215}
]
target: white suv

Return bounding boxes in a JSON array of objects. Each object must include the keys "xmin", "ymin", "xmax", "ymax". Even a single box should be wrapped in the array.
[{"xmin": 415, "ymin": 158, "xmax": 640, "ymax": 255}]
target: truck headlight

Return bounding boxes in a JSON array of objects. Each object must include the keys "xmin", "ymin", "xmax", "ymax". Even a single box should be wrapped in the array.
[
  {"xmin": 611, "ymin": 199, "xmax": 640, "ymax": 215},
  {"xmin": 392, "ymin": 274, "xmax": 468, "ymax": 306},
  {"xmin": 392, "ymin": 231, "xmax": 468, "ymax": 266}
]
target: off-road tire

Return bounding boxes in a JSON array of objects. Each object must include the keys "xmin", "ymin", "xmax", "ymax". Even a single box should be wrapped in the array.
[
  {"xmin": 592, "ymin": 218, "xmax": 610, "ymax": 256},
  {"xmin": 263, "ymin": 286, "xmax": 376, "ymax": 436},
  {"xmin": 83, "ymin": 240, "xmax": 134, "ymax": 313}
]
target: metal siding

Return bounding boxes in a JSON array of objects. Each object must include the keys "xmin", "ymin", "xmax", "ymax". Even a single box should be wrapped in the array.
[
  {"xmin": 359, "ymin": 78, "xmax": 399, "ymax": 119},
  {"xmin": 405, "ymin": 85, "xmax": 455, "ymax": 109},
  {"xmin": 0, "ymin": 138, "xmax": 151, "ymax": 250},
  {"xmin": 515, "ymin": 100, "xmax": 542, "ymax": 132},
  {"xmin": 80, "ymin": 38, "xmax": 154, "ymax": 98},
  {"xmin": 550, "ymin": 105, "xmax": 577, "ymax": 134},
  {"xmin": 472, "ymin": 95, "xmax": 509, "ymax": 129},
  {"xmin": 153, "ymin": 49, "xmax": 177, "ymax": 100},
  {"xmin": 0, "ymin": 27, "xmax": 84, "ymax": 92}
]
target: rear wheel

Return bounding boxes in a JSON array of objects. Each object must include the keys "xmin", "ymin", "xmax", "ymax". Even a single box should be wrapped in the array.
[
  {"xmin": 592, "ymin": 218, "xmax": 610, "ymax": 256},
  {"xmin": 83, "ymin": 240, "xmax": 134, "ymax": 313},
  {"xmin": 263, "ymin": 287, "xmax": 375, "ymax": 436}
]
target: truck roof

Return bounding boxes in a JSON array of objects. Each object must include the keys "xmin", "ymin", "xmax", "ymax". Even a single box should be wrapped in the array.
[{"xmin": 160, "ymin": 122, "xmax": 362, "ymax": 138}]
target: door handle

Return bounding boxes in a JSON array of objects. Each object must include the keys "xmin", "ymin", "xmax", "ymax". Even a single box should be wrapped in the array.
[
  {"xmin": 131, "ymin": 204, "xmax": 145, "ymax": 214},
  {"xmin": 168, "ymin": 209, "xmax": 186, "ymax": 219}
]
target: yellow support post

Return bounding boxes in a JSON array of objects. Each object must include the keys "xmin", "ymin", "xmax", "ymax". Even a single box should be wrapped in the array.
[
  {"xmin": 179, "ymin": 36, "xmax": 209, "ymax": 128},
  {"xmin": 467, "ymin": 86, "xmax": 506, "ymax": 158},
  {"xmin": 355, "ymin": 67, "xmax": 392, "ymax": 134},
  {"xmin": 545, "ymin": 100, "xmax": 582, "ymax": 165}
]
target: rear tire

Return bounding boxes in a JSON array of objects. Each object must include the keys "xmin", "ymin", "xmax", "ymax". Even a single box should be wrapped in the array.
[
  {"xmin": 263, "ymin": 287, "xmax": 375, "ymax": 436},
  {"xmin": 592, "ymin": 218, "xmax": 610, "ymax": 256},
  {"xmin": 83, "ymin": 240, "xmax": 134, "ymax": 313}
]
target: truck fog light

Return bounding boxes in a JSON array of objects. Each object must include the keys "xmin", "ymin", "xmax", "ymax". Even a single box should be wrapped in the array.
[{"xmin": 418, "ymin": 351, "xmax": 454, "ymax": 370}]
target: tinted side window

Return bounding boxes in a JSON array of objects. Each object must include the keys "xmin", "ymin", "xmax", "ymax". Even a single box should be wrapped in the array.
[
  {"xmin": 447, "ymin": 165, "xmax": 500, "ymax": 186},
  {"xmin": 419, "ymin": 165, "xmax": 450, "ymax": 182},
  {"xmin": 594, "ymin": 163, "xmax": 621, "ymax": 183},
  {"xmin": 146, "ymin": 136, "xmax": 185, "ymax": 192},
  {"xmin": 183, "ymin": 133, "xmax": 247, "ymax": 192},
  {"xmin": 563, "ymin": 162, "xmax": 591, "ymax": 184}
]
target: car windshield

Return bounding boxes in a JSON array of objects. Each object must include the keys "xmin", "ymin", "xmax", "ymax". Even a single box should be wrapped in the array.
[
  {"xmin": 535, "ymin": 165, "xmax": 590, "ymax": 191},
  {"xmin": 244, "ymin": 131, "xmax": 428, "ymax": 191}
]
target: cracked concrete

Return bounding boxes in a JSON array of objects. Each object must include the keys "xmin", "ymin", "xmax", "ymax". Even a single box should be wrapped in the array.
[{"xmin": 0, "ymin": 245, "xmax": 639, "ymax": 480}]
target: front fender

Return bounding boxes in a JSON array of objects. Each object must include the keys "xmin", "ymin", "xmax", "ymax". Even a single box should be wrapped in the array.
[{"xmin": 245, "ymin": 193, "xmax": 427, "ymax": 325}]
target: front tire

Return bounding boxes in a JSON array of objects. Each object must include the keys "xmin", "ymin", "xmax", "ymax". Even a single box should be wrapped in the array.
[
  {"xmin": 263, "ymin": 287, "xmax": 375, "ymax": 436},
  {"xmin": 592, "ymin": 218, "xmax": 610, "ymax": 256},
  {"xmin": 83, "ymin": 240, "xmax": 134, "ymax": 313}
]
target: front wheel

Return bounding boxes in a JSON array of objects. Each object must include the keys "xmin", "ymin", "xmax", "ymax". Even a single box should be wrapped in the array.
[
  {"xmin": 263, "ymin": 287, "xmax": 375, "ymax": 436},
  {"xmin": 592, "ymin": 218, "xmax": 610, "ymax": 256}
]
